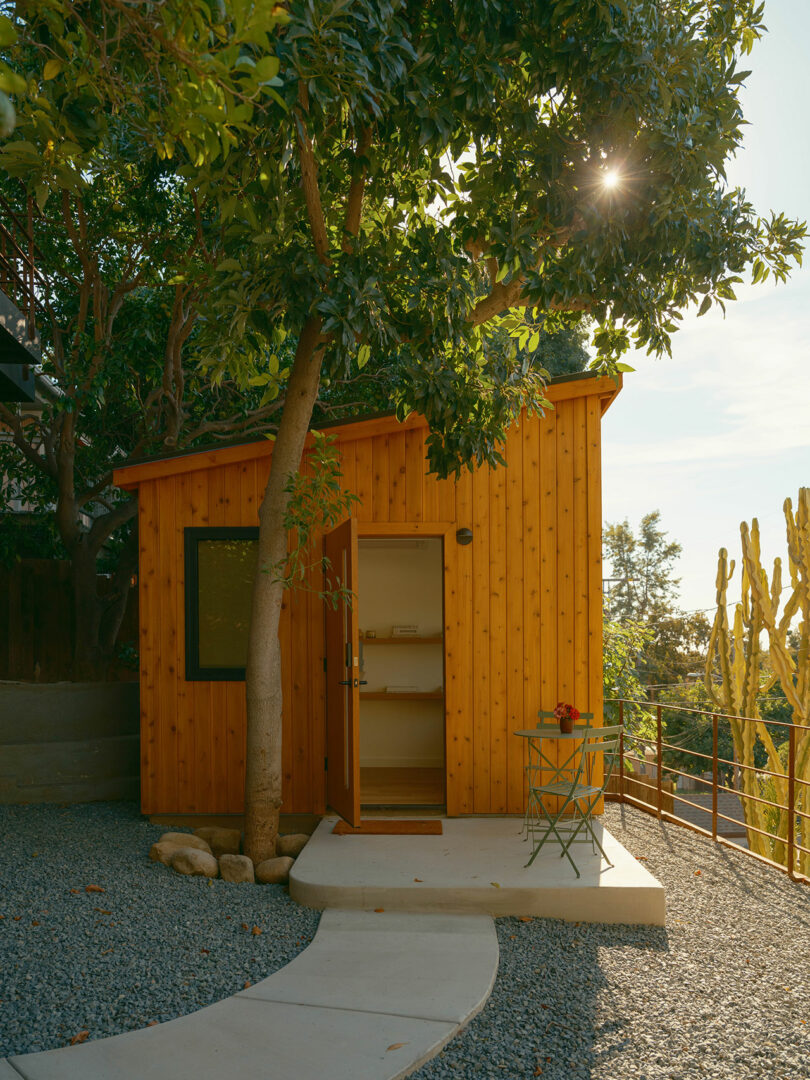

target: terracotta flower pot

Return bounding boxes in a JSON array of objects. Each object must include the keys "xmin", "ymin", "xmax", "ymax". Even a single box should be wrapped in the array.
[{"xmin": 559, "ymin": 715, "xmax": 575, "ymax": 734}]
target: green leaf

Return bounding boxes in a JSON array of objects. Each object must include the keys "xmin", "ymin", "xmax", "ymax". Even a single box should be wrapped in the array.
[
  {"xmin": 34, "ymin": 182, "xmax": 48, "ymax": 211},
  {"xmin": 43, "ymin": 58, "xmax": 63, "ymax": 81},
  {"xmin": 357, "ymin": 344, "xmax": 371, "ymax": 369},
  {"xmin": 253, "ymin": 55, "xmax": 280, "ymax": 83},
  {"xmin": 615, "ymin": 363, "xmax": 635, "ymax": 373},
  {"xmin": 697, "ymin": 295, "xmax": 712, "ymax": 317},
  {"xmin": 0, "ymin": 15, "xmax": 17, "ymax": 46}
]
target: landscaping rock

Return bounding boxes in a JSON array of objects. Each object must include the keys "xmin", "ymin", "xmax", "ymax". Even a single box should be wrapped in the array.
[
  {"xmin": 219, "ymin": 854, "xmax": 254, "ymax": 884},
  {"xmin": 193, "ymin": 826, "xmax": 241, "ymax": 857},
  {"xmin": 255, "ymin": 856, "xmax": 295, "ymax": 885},
  {"xmin": 170, "ymin": 847, "xmax": 219, "ymax": 878},
  {"xmin": 277, "ymin": 833, "xmax": 309, "ymax": 858},
  {"xmin": 149, "ymin": 840, "xmax": 193, "ymax": 866},
  {"xmin": 158, "ymin": 831, "xmax": 212, "ymax": 853}
]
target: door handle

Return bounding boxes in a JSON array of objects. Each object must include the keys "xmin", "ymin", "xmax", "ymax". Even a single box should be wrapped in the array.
[
  {"xmin": 359, "ymin": 680, "xmax": 368, "ymax": 685},
  {"xmin": 339, "ymin": 678, "xmax": 368, "ymax": 687}
]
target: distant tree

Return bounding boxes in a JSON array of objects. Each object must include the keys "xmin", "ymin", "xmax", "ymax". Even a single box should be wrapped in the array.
[
  {"xmin": 603, "ymin": 513, "xmax": 712, "ymax": 700},
  {"xmin": 603, "ymin": 511, "xmax": 682, "ymax": 624}
]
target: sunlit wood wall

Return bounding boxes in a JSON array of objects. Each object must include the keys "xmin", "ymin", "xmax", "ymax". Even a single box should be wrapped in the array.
[{"xmin": 117, "ymin": 375, "xmax": 618, "ymax": 816}]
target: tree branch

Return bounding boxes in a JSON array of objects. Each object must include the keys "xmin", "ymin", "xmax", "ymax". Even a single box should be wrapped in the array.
[
  {"xmin": 86, "ymin": 494, "xmax": 138, "ymax": 555},
  {"xmin": 341, "ymin": 126, "xmax": 372, "ymax": 254},
  {"xmin": 0, "ymin": 403, "xmax": 57, "ymax": 478},
  {"xmin": 295, "ymin": 81, "xmax": 331, "ymax": 266}
]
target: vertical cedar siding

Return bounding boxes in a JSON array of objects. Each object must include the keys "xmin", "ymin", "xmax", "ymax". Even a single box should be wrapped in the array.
[{"xmin": 128, "ymin": 382, "xmax": 612, "ymax": 815}]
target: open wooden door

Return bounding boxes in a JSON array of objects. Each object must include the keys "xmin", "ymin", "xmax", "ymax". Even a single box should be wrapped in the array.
[{"xmin": 324, "ymin": 517, "xmax": 361, "ymax": 825}]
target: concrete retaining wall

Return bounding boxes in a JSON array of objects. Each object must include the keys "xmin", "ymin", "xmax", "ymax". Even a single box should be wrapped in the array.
[{"xmin": 0, "ymin": 681, "xmax": 139, "ymax": 804}]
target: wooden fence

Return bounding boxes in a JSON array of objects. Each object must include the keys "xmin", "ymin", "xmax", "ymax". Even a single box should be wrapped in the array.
[{"xmin": 0, "ymin": 559, "xmax": 138, "ymax": 681}]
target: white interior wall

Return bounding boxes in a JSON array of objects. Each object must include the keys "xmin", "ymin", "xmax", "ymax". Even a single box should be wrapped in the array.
[{"xmin": 358, "ymin": 539, "xmax": 444, "ymax": 768}]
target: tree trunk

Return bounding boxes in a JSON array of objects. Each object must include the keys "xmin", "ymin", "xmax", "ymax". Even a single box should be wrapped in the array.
[
  {"xmin": 70, "ymin": 541, "xmax": 105, "ymax": 680},
  {"xmin": 98, "ymin": 523, "xmax": 139, "ymax": 659},
  {"xmin": 244, "ymin": 318, "xmax": 324, "ymax": 864}
]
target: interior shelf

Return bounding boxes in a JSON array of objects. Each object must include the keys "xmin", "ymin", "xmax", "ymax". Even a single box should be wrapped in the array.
[
  {"xmin": 362, "ymin": 636, "xmax": 443, "ymax": 645},
  {"xmin": 360, "ymin": 691, "xmax": 445, "ymax": 701}
]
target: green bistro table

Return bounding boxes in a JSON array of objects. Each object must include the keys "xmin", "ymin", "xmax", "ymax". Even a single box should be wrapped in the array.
[
  {"xmin": 514, "ymin": 723, "xmax": 593, "ymax": 859},
  {"xmin": 515, "ymin": 721, "xmax": 624, "ymax": 876}
]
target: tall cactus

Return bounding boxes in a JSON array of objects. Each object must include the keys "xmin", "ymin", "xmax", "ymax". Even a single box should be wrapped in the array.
[{"xmin": 706, "ymin": 489, "xmax": 810, "ymax": 875}]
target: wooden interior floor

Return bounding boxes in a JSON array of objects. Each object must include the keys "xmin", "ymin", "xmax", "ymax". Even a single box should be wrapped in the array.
[{"xmin": 360, "ymin": 767, "xmax": 445, "ymax": 807}]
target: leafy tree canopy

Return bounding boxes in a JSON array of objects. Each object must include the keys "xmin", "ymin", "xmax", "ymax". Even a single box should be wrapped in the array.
[{"xmin": 1, "ymin": 0, "xmax": 804, "ymax": 479}]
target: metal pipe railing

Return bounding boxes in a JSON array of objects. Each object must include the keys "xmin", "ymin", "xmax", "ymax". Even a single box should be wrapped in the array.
[{"xmin": 607, "ymin": 698, "xmax": 809, "ymax": 887}]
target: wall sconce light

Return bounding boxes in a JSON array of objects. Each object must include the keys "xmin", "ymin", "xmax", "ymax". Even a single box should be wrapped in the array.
[{"xmin": 456, "ymin": 528, "xmax": 473, "ymax": 546}]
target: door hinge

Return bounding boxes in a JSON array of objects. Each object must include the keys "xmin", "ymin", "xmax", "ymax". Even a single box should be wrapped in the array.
[{"xmin": 324, "ymin": 756, "xmax": 328, "ymax": 772}]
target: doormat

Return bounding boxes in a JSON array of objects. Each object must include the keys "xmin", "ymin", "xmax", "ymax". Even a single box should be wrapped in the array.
[{"xmin": 332, "ymin": 820, "xmax": 443, "ymax": 835}]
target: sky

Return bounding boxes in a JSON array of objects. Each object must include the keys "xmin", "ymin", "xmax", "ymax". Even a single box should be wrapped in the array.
[{"xmin": 601, "ymin": 0, "xmax": 810, "ymax": 614}]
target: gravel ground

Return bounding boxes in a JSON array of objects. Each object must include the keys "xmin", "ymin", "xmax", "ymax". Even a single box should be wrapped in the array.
[
  {"xmin": 415, "ymin": 804, "xmax": 810, "ymax": 1080},
  {"xmin": 0, "ymin": 801, "xmax": 320, "ymax": 1058}
]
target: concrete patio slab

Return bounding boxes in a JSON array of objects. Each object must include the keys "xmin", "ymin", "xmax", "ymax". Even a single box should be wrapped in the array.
[
  {"xmin": 290, "ymin": 816, "xmax": 666, "ymax": 925},
  {"xmin": 6, "ymin": 909, "xmax": 498, "ymax": 1080},
  {"xmin": 240, "ymin": 909, "xmax": 498, "ymax": 1024}
]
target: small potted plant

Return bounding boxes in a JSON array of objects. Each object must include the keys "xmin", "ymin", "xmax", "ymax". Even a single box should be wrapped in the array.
[{"xmin": 553, "ymin": 701, "xmax": 580, "ymax": 734}]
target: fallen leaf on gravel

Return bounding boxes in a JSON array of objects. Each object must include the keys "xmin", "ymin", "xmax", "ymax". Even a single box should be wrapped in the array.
[
  {"xmin": 374, "ymin": 908, "xmax": 385, "ymax": 912},
  {"xmin": 13, "ymin": 916, "xmax": 20, "ymax": 921},
  {"xmin": 32, "ymin": 852, "xmax": 39, "ymax": 857},
  {"xmin": 534, "ymin": 1068, "xmax": 543, "ymax": 1076},
  {"xmin": 519, "ymin": 916, "xmax": 532, "ymax": 922},
  {"xmin": 101, "ymin": 949, "xmax": 113, "ymax": 956},
  {"xmin": 70, "ymin": 1031, "xmax": 89, "ymax": 1045},
  {"xmin": 243, "ymin": 981, "xmax": 251, "ymax": 989},
  {"xmin": 413, "ymin": 878, "xmax": 423, "ymax": 882},
  {"xmin": 251, "ymin": 926, "xmax": 262, "ymax": 936},
  {"xmin": 694, "ymin": 870, "xmax": 702, "ymax": 876},
  {"xmin": 490, "ymin": 882, "xmax": 501, "ymax": 888},
  {"xmin": 241, "ymin": 923, "xmax": 249, "ymax": 931},
  {"xmin": 31, "ymin": 921, "xmax": 40, "ymax": 926},
  {"xmin": 225, "ymin": 915, "xmax": 232, "ymax": 920},
  {"xmin": 70, "ymin": 889, "xmax": 80, "ymax": 894},
  {"xmin": 540, "ymin": 1004, "xmax": 549, "ymax": 1010},
  {"xmin": 85, "ymin": 885, "xmax": 105, "ymax": 893},
  {"xmin": 386, "ymin": 1043, "xmax": 408, "ymax": 1051},
  {"xmin": 200, "ymin": 948, "xmax": 210, "ymax": 955},
  {"xmin": 636, "ymin": 856, "xmax": 648, "ymax": 862},
  {"xmin": 93, "ymin": 908, "xmax": 111, "ymax": 915},
  {"xmin": 147, "ymin": 1021, "xmax": 158, "ymax": 1027}
]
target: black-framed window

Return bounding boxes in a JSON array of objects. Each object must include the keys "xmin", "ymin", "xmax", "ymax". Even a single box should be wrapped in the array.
[{"xmin": 185, "ymin": 527, "xmax": 259, "ymax": 680}]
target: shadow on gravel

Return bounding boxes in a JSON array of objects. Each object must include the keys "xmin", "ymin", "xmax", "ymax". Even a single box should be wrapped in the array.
[{"xmin": 413, "ymin": 916, "xmax": 669, "ymax": 1080}]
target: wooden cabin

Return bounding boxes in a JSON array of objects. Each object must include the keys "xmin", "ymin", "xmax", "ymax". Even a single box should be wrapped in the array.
[{"xmin": 113, "ymin": 372, "xmax": 621, "ymax": 823}]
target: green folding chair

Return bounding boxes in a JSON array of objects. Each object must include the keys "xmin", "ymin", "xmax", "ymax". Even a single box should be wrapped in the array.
[
  {"xmin": 521, "ymin": 711, "xmax": 593, "ymax": 840},
  {"xmin": 524, "ymin": 724, "xmax": 623, "ymax": 877}
]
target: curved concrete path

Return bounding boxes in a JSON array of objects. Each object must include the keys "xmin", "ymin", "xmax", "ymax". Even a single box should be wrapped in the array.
[{"xmin": 2, "ymin": 910, "xmax": 498, "ymax": 1080}]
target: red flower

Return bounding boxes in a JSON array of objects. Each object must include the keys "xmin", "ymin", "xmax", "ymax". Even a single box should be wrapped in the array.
[{"xmin": 553, "ymin": 702, "xmax": 580, "ymax": 722}]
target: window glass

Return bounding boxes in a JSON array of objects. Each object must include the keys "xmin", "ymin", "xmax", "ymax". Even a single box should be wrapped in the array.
[{"xmin": 197, "ymin": 539, "xmax": 258, "ymax": 669}]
